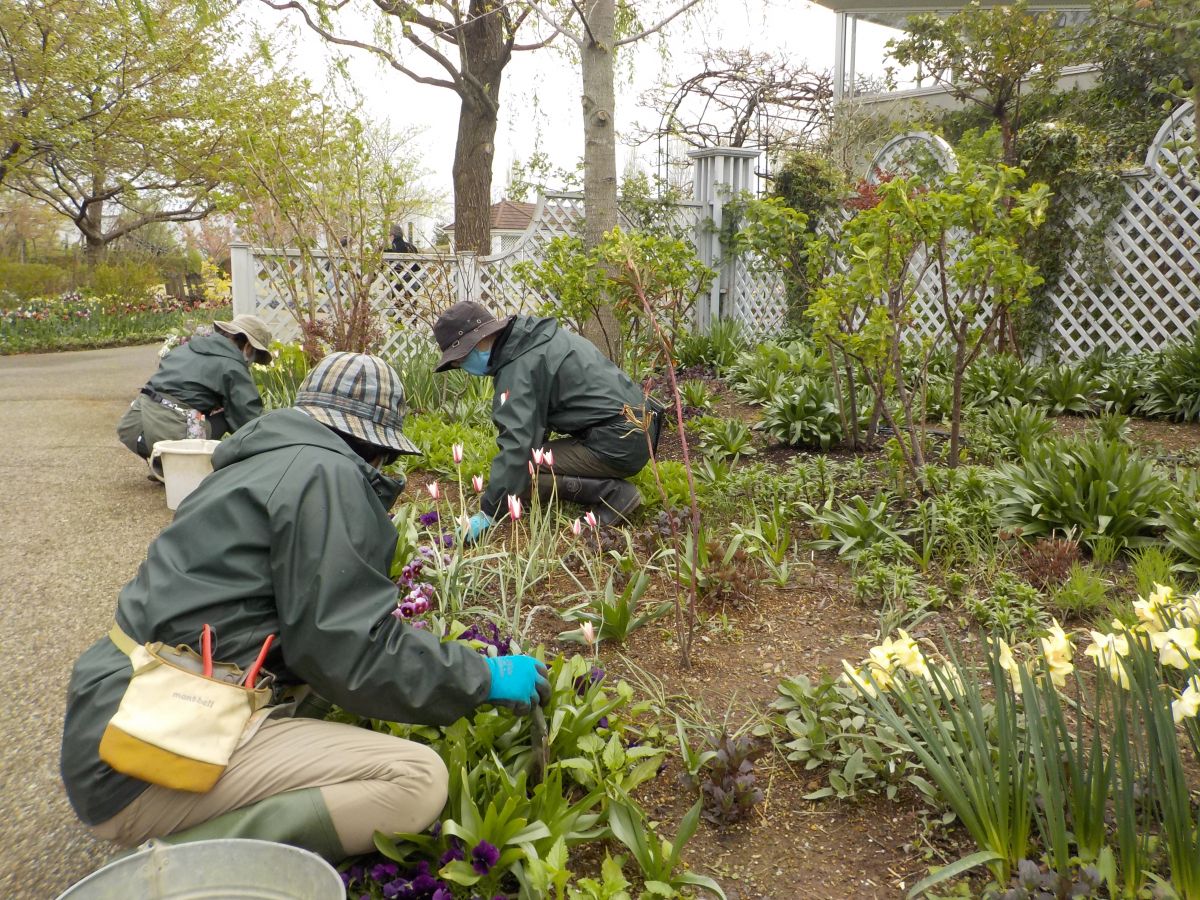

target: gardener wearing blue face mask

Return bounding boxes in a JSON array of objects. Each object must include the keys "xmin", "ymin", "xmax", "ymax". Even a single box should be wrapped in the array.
[{"xmin": 432, "ymin": 300, "xmax": 663, "ymax": 543}]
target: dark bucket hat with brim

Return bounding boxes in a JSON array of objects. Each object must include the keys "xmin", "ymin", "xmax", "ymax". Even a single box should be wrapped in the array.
[
  {"xmin": 215, "ymin": 314, "xmax": 274, "ymax": 365},
  {"xmin": 294, "ymin": 352, "xmax": 421, "ymax": 455},
  {"xmin": 433, "ymin": 300, "xmax": 512, "ymax": 372}
]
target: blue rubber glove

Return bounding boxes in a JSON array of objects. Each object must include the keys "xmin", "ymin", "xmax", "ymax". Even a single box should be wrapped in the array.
[
  {"xmin": 463, "ymin": 511, "xmax": 493, "ymax": 545},
  {"xmin": 485, "ymin": 655, "xmax": 550, "ymax": 715}
]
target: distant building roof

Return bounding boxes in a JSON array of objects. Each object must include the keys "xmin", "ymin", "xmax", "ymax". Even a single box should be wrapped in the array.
[{"xmin": 445, "ymin": 199, "xmax": 536, "ymax": 233}]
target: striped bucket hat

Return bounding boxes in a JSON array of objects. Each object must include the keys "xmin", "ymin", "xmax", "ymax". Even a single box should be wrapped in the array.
[{"xmin": 294, "ymin": 353, "xmax": 420, "ymax": 455}]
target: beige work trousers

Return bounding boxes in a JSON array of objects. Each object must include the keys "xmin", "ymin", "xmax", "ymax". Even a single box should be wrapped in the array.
[{"xmin": 91, "ymin": 717, "xmax": 448, "ymax": 855}]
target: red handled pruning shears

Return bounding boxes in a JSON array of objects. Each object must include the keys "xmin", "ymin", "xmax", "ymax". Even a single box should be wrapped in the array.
[{"xmin": 243, "ymin": 634, "xmax": 276, "ymax": 689}]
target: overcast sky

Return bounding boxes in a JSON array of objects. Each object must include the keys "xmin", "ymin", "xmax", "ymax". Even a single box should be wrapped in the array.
[{"xmin": 258, "ymin": 0, "xmax": 902, "ymax": 218}]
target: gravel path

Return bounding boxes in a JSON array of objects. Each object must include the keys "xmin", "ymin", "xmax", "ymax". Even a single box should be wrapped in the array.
[{"xmin": 0, "ymin": 345, "xmax": 173, "ymax": 898}]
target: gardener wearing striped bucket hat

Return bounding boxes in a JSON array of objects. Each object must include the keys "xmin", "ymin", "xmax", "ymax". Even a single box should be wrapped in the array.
[{"xmin": 64, "ymin": 351, "xmax": 548, "ymax": 863}]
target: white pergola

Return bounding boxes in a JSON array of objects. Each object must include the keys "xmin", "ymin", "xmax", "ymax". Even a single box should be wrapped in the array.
[{"xmin": 811, "ymin": 0, "xmax": 1094, "ymax": 101}]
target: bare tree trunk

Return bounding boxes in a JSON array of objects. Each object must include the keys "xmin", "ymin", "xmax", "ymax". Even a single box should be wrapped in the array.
[
  {"xmin": 451, "ymin": 95, "xmax": 499, "ymax": 256},
  {"xmin": 82, "ymin": 195, "xmax": 105, "ymax": 264},
  {"xmin": 579, "ymin": 0, "xmax": 622, "ymax": 360}
]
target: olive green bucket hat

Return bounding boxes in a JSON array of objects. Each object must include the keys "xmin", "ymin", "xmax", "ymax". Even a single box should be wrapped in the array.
[
  {"xmin": 293, "ymin": 352, "xmax": 421, "ymax": 455},
  {"xmin": 215, "ymin": 314, "xmax": 273, "ymax": 365}
]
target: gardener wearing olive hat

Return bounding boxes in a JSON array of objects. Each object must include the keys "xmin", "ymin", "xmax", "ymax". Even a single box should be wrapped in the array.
[
  {"xmin": 433, "ymin": 300, "xmax": 661, "ymax": 543},
  {"xmin": 64, "ymin": 352, "xmax": 549, "ymax": 861},
  {"xmin": 117, "ymin": 314, "xmax": 273, "ymax": 474}
]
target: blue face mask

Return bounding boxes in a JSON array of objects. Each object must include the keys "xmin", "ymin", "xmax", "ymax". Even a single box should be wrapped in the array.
[{"xmin": 460, "ymin": 347, "xmax": 491, "ymax": 376}]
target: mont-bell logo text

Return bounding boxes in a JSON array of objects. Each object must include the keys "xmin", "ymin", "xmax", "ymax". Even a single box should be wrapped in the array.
[{"xmin": 172, "ymin": 690, "xmax": 215, "ymax": 709}]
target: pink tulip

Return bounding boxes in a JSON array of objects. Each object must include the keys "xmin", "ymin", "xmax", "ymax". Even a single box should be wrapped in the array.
[
  {"xmin": 543, "ymin": 448, "xmax": 555, "ymax": 468},
  {"xmin": 581, "ymin": 621, "xmax": 596, "ymax": 646},
  {"xmin": 507, "ymin": 495, "xmax": 523, "ymax": 521},
  {"xmin": 570, "ymin": 518, "xmax": 582, "ymax": 537},
  {"xmin": 528, "ymin": 461, "xmax": 535, "ymax": 476},
  {"xmin": 452, "ymin": 443, "xmax": 464, "ymax": 465},
  {"xmin": 426, "ymin": 481, "xmax": 440, "ymax": 501},
  {"xmin": 532, "ymin": 447, "xmax": 545, "ymax": 467},
  {"xmin": 584, "ymin": 510, "xmax": 598, "ymax": 528},
  {"xmin": 472, "ymin": 475, "xmax": 484, "ymax": 493}
]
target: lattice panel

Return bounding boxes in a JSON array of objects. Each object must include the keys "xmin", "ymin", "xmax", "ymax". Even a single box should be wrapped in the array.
[{"xmin": 729, "ymin": 257, "xmax": 788, "ymax": 339}]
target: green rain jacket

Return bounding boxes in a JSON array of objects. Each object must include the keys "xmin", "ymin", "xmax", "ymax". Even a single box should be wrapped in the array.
[
  {"xmin": 147, "ymin": 333, "xmax": 263, "ymax": 432},
  {"xmin": 61, "ymin": 408, "xmax": 491, "ymax": 826},
  {"xmin": 480, "ymin": 316, "xmax": 654, "ymax": 519}
]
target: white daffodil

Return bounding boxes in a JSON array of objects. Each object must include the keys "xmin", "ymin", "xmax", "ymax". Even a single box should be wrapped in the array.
[
  {"xmin": 992, "ymin": 637, "xmax": 1024, "ymax": 694},
  {"xmin": 842, "ymin": 661, "xmax": 880, "ymax": 697},
  {"xmin": 1085, "ymin": 630, "xmax": 1130, "ymax": 689},
  {"xmin": 888, "ymin": 630, "xmax": 932, "ymax": 680},
  {"xmin": 1172, "ymin": 676, "xmax": 1200, "ymax": 725},
  {"xmin": 1150, "ymin": 627, "xmax": 1200, "ymax": 670}
]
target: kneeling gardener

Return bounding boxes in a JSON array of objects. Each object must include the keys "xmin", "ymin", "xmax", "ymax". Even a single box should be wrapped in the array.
[
  {"xmin": 63, "ymin": 352, "xmax": 548, "ymax": 860},
  {"xmin": 432, "ymin": 300, "xmax": 661, "ymax": 542}
]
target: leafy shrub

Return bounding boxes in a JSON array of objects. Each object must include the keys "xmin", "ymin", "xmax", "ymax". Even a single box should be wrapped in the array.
[
  {"xmin": 976, "ymin": 400, "xmax": 1053, "ymax": 461},
  {"xmin": 802, "ymin": 495, "xmax": 914, "ymax": 561},
  {"xmin": 757, "ymin": 378, "xmax": 843, "ymax": 449},
  {"xmin": 962, "ymin": 352, "xmax": 1041, "ymax": 407},
  {"xmin": 691, "ymin": 415, "xmax": 756, "ymax": 463},
  {"xmin": 397, "ymin": 413, "xmax": 495, "ymax": 479},
  {"xmin": 1162, "ymin": 490, "xmax": 1200, "ymax": 574},
  {"xmin": 678, "ymin": 379, "xmax": 714, "ymax": 411},
  {"xmin": 632, "ymin": 460, "xmax": 693, "ymax": 510},
  {"xmin": 765, "ymin": 673, "xmax": 926, "ymax": 801},
  {"xmin": 725, "ymin": 339, "xmax": 826, "ymax": 386},
  {"xmin": 963, "ymin": 572, "xmax": 1046, "ymax": 638},
  {"xmin": 674, "ymin": 319, "xmax": 747, "ymax": 372},
  {"xmin": 1048, "ymin": 563, "xmax": 1109, "ymax": 620},
  {"xmin": 1138, "ymin": 327, "xmax": 1200, "ymax": 422},
  {"xmin": 732, "ymin": 367, "xmax": 793, "ymax": 406},
  {"xmin": 0, "ymin": 260, "xmax": 69, "ymax": 299},
  {"xmin": 84, "ymin": 259, "xmax": 162, "ymax": 298},
  {"xmin": 993, "ymin": 439, "xmax": 1170, "ymax": 552},
  {"xmin": 1093, "ymin": 354, "xmax": 1147, "ymax": 414},
  {"xmin": 1091, "ymin": 410, "xmax": 1131, "ymax": 445},
  {"xmin": 1037, "ymin": 363, "xmax": 1099, "ymax": 415}
]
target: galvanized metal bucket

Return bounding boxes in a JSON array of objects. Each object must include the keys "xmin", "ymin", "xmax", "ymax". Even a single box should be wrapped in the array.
[{"xmin": 55, "ymin": 839, "xmax": 344, "ymax": 900}]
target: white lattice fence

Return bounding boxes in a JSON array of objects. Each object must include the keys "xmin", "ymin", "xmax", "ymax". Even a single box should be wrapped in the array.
[{"xmin": 859, "ymin": 103, "xmax": 1200, "ymax": 358}]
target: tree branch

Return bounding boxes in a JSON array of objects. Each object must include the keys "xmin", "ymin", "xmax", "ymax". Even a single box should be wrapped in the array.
[{"xmin": 615, "ymin": 0, "xmax": 704, "ymax": 46}]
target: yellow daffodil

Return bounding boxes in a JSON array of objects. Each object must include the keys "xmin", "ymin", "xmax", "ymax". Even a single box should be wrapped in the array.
[
  {"xmin": 1135, "ymin": 584, "xmax": 1177, "ymax": 632},
  {"xmin": 888, "ymin": 630, "xmax": 932, "ymax": 680},
  {"xmin": 1179, "ymin": 593, "xmax": 1200, "ymax": 627},
  {"xmin": 1041, "ymin": 620, "xmax": 1075, "ymax": 687},
  {"xmin": 1085, "ymin": 630, "xmax": 1130, "ymax": 689},
  {"xmin": 842, "ymin": 661, "xmax": 880, "ymax": 697},
  {"xmin": 1172, "ymin": 676, "xmax": 1200, "ymax": 725},
  {"xmin": 1150, "ymin": 627, "xmax": 1200, "ymax": 670},
  {"xmin": 991, "ymin": 637, "xmax": 1024, "ymax": 694}
]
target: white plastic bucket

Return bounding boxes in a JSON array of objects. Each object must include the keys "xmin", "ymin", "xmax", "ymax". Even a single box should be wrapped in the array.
[
  {"xmin": 150, "ymin": 439, "xmax": 220, "ymax": 510},
  {"xmin": 55, "ymin": 838, "xmax": 344, "ymax": 899}
]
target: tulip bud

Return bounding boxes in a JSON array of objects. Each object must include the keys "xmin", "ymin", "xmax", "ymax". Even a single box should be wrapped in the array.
[
  {"xmin": 532, "ymin": 447, "xmax": 545, "ymax": 467},
  {"xmin": 507, "ymin": 495, "xmax": 523, "ymax": 521},
  {"xmin": 543, "ymin": 448, "xmax": 555, "ymax": 468},
  {"xmin": 584, "ymin": 510, "xmax": 598, "ymax": 528},
  {"xmin": 581, "ymin": 622, "xmax": 596, "ymax": 646},
  {"xmin": 426, "ymin": 481, "xmax": 440, "ymax": 501},
  {"xmin": 570, "ymin": 518, "xmax": 582, "ymax": 537},
  {"xmin": 472, "ymin": 475, "xmax": 484, "ymax": 493},
  {"xmin": 452, "ymin": 443, "xmax": 464, "ymax": 465}
]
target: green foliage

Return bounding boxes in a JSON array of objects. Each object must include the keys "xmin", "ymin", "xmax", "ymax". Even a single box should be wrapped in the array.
[
  {"xmin": 0, "ymin": 260, "xmax": 68, "ymax": 298},
  {"xmin": 765, "ymin": 673, "xmax": 928, "ymax": 802},
  {"xmin": 1162, "ymin": 489, "xmax": 1200, "ymax": 574},
  {"xmin": 1048, "ymin": 563, "xmax": 1109, "ymax": 620},
  {"xmin": 1038, "ymin": 363, "xmax": 1099, "ymax": 415},
  {"xmin": 993, "ymin": 439, "xmax": 1171, "ymax": 552},
  {"xmin": 691, "ymin": 415, "xmax": 756, "ymax": 464},
  {"xmin": 1138, "ymin": 327, "xmax": 1200, "ymax": 422},
  {"xmin": 607, "ymin": 799, "xmax": 727, "ymax": 900},
  {"xmin": 632, "ymin": 461, "xmax": 692, "ymax": 511},
  {"xmin": 397, "ymin": 413, "xmax": 495, "ymax": 480},
  {"xmin": 964, "ymin": 572, "xmax": 1046, "ymax": 637},
  {"xmin": 974, "ymin": 400, "xmax": 1053, "ymax": 462},
  {"xmin": 559, "ymin": 572, "xmax": 670, "ymax": 646},
  {"xmin": 1128, "ymin": 545, "xmax": 1178, "ymax": 597},
  {"xmin": 731, "ymin": 367, "xmax": 793, "ymax": 407},
  {"xmin": 685, "ymin": 731, "xmax": 765, "ymax": 826},
  {"xmin": 673, "ymin": 320, "xmax": 747, "ymax": 372},
  {"xmin": 962, "ymin": 354, "xmax": 1042, "ymax": 408},
  {"xmin": 252, "ymin": 342, "xmax": 311, "ymax": 410},
  {"xmin": 802, "ymin": 495, "xmax": 915, "ymax": 562},
  {"xmin": 1093, "ymin": 353, "xmax": 1147, "ymax": 415},
  {"xmin": 854, "ymin": 555, "xmax": 942, "ymax": 635},
  {"xmin": 677, "ymin": 380, "xmax": 713, "ymax": 412},
  {"xmin": 756, "ymin": 379, "xmax": 843, "ymax": 449}
]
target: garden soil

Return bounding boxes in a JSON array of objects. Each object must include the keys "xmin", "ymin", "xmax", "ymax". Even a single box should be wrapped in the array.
[{"xmin": 0, "ymin": 344, "xmax": 173, "ymax": 898}]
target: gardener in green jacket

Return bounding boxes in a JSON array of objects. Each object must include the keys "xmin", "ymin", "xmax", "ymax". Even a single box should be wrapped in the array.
[
  {"xmin": 116, "ymin": 314, "xmax": 273, "ymax": 471},
  {"xmin": 63, "ymin": 352, "xmax": 549, "ymax": 860},
  {"xmin": 433, "ymin": 300, "xmax": 661, "ymax": 543}
]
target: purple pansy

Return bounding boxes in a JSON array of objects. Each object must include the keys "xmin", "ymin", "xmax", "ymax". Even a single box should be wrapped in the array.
[
  {"xmin": 418, "ymin": 510, "xmax": 440, "ymax": 527},
  {"xmin": 470, "ymin": 840, "xmax": 500, "ymax": 875}
]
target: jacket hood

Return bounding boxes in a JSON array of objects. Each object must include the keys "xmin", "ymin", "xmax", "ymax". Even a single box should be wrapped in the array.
[
  {"xmin": 490, "ymin": 316, "xmax": 557, "ymax": 371},
  {"xmin": 212, "ymin": 408, "xmax": 406, "ymax": 507},
  {"xmin": 187, "ymin": 333, "xmax": 247, "ymax": 364}
]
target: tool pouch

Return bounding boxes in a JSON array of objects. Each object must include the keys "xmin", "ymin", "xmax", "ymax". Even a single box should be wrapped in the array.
[{"xmin": 99, "ymin": 625, "xmax": 273, "ymax": 793}]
